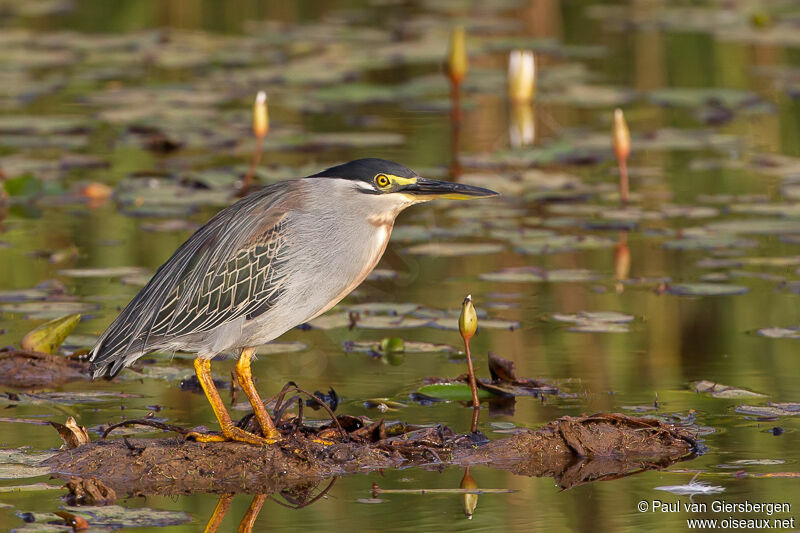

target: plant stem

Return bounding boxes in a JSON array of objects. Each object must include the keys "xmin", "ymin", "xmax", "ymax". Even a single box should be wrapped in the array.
[
  {"xmin": 463, "ymin": 336, "xmax": 480, "ymax": 432},
  {"xmin": 618, "ymin": 156, "xmax": 629, "ymax": 207}
]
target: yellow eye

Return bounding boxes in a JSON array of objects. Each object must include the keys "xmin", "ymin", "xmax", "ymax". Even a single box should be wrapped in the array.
[{"xmin": 375, "ymin": 174, "xmax": 391, "ymax": 188}]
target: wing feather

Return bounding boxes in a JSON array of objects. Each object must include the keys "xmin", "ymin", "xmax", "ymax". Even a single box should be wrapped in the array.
[{"xmin": 89, "ymin": 181, "xmax": 302, "ymax": 378}]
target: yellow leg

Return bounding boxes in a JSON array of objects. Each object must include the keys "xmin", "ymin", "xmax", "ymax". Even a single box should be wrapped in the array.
[
  {"xmin": 237, "ymin": 494, "xmax": 268, "ymax": 533},
  {"xmin": 235, "ymin": 347, "xmax": 282, "ymax": 441},
  {"xmin": 203, "ymin": 494, "xmax": 233, "ymax": 533},
  {"xmin": 186, "ymin": 358, "xmax": 276, "ymax": 445}
]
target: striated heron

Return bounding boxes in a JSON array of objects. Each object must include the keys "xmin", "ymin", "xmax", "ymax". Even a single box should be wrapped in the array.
[{"xmin": 89, "ymin": 158, "xmax": 497, "ymax": 445}]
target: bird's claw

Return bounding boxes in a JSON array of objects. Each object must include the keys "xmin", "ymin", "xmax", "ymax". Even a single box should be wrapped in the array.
[{"xmin": 186, "ymin": 426, "xmax": 278, "ymax": 446}]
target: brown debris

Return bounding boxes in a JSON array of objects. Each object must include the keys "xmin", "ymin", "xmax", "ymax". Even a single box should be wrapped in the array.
[
  {"xmin": 54, "ymin": 511, "xmax": 89, "ymax": 531},
  {"xmin": 63, "ymin": 476, "xmax": 117, "ymax": 505},
  {"xmin": 0, "ymin": 349, "xmax": 89, "ymax": 388},
  {"xmin": 425, "ymin": 352, "xmax": 557, "ymax": 400},
  {"xmin": 43, "ymin": 412, "xmax": 699, "ymax": 495},
  {"xmin": 50, "ymin": 417, "xmax": 92, "ymax": 449},
  {"xmin": 459, "ymin": 413, "xmax": 699, "ymax": 489},
  {"xmin": 50, "ymin": 418, "xmax": 92, "ymax": 449}
]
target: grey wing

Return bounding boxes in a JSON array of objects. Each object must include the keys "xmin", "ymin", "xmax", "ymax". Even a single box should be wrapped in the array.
[
  {"xmin": 89, "ymin": 183, "xmax": 295, "ymax": 378},
  {"xmin": 151, "ymin": 216, "xmax": 288, "ymax": 342}
]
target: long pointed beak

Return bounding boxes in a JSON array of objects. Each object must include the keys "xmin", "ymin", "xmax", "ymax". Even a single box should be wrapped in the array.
[{"xmin": 404, "ymin": 177, "xmax": 498, "ymax": 200}]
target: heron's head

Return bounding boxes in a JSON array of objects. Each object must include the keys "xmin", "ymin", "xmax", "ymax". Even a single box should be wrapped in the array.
[{"xmin": 308, "ymin": 158, "xmax": 498, "ymax": 209}]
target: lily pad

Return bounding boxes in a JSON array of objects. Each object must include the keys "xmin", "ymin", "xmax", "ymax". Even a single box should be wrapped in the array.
[
  {"xmin": 666, "ymin": 283, "xmax": 749, "ymax": 296},
  {"xmin": 735, "ymin": 403, "xmax": 800, "ymax": 417},
  {"xmin": 705, "ymin": 218, "xmax": 800, "ymax": 235},
  {"xmin": 253, "ymin": 342, "xmax": 308, "ymax": 355},
  {"xmin": 59, "ymin": 505, "xmax": 192, "ymax": 528},
  {"xmin": 692, "ymin": 380, "xmax": 767, "ymax": 398},
  {"xmin": 479, "ymin": 267, "xmax": 598, "ymax": 283},
  {"xmin": 0, "ymin": 301, "xmax": 98, "ymax": 319},
  {"xmin": 57, "ymin": 267, "xmax": 150, "ymax": 278},
  {"xmin": 0, "ymin": 450, "xmax": 57, "ymax": 480},
  {"xmin": 416, "ymin": 383, "xmax": 496, "ymax": 402},
  {"xmin": 514, "ymin": 234, "xmax": 616, "ymax": 255},
  {"xmin": 551, "ymin": 311, "xmax": 634, "ymax": 333},
  {"xmin": 649, "ymin": 88, "xmax": 761, "ymax": 109},
  {"xmin": 344, "ymin": 340, "xmax": 454, "ymax": 354},
  {"xmin": 663, "ymin": 237, "xmax": 758, "ymax": 251},
  {"xmin": 404, "ymin": 242, "xmax": 504, "ymax": 256}
]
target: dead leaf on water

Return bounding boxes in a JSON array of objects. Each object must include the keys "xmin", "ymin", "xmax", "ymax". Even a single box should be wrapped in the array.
[
  {"xmin": 692, "ymin": 380, "xmax": 767, "ymax": 398},
  {"xmin": 49, "ymin": 417, "xmax": 90, "ymax": 449}
]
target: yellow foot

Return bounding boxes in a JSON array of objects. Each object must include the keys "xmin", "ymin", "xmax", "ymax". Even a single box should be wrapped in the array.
[{"xmin": 186, "ymin": 426, "xmax": 278, "ymax": 445}]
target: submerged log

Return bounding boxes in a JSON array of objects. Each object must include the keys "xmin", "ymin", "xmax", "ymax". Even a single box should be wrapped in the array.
[
  {"xmin": 0, "ymin": 349, "xmax": 89, "ymax": 388},
  {"xmin": 44, "ymin": 413, "xmax": 699, "ymax": 495}
]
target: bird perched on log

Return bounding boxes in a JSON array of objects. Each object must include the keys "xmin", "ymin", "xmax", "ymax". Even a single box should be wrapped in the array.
[{"xmin": 89, "ymin": 158, "xmax": 497, "ymax": 444}]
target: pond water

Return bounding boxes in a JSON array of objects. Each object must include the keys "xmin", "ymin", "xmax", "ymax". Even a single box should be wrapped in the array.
[{"xmin": 1, "ymin": 0, "xmax": 799, "ymax": 531}]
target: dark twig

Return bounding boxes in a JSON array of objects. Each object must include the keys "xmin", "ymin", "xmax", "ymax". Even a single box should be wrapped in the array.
[
  {"xmin": 267, "ymin": 477, "xmax": 338, "ymax": 510},
  {"xmin": 267, "ymin": 382, "xmax": 348, "ymax": 441},
  {"xmin": 102, "ymin": 418, "xmax": 189, "ymax": 438}
]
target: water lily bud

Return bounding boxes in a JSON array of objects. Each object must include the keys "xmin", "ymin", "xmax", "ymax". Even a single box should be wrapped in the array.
[
  {"xmin": 460, "ymin": 468, "xmax": 478, "ymax": 519},
  {"xmin": 253, "ymin": 91, "xmax": 269, "ymax": 139},
  {"xmin": 448, "ymin": 26, "xmax": 468, "ymax": 85},
  {"xmin": 508, "ymin": 50, "xmax": 536, "ymax": 104},
  {"xmin": 509, "ymin": 102, "xmax": 535, "ymax": 148},
  {"xmin": 613, "ymin": 108, "xmax": 630, "ymax": 161},
  {"xmin": 459, "ymin": 294, "xmax": 477, "ymax": 341}
]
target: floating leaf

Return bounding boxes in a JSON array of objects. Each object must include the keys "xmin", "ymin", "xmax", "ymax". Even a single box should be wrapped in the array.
[
  {"xmin": 234, "ymin": 341, "xmax": 301, "ymax": 356},
  {"xmin": 363, "ymin": 398, "xmax": 407, "ymax": 412},
  {"xmin": 667, "ymin": 283, "xmax": 749, "ymax": 296},
  {"xmin": 649, "ymin": 87, "xmax": 761, "ymax": 109},
  {"xmin": 0, "ymin": 289, "xmax": 49, "ymax": 303},
  {"xmin": 380, "ymin": 337, "xmax": 405, "ymax": 354},
  {"xmin": 49, "ymin": 417, "xmax": 90, "ymax": 449},
  {"xmin": 416, "ymin": 383, "xmax": 497, "ymax": 402},
  {"xmin": 21, "ymin": 314, "xmax": 81, "ymax": 354},
  {"xmin": 692, "ymin": 380, "xmax": 766, "ymax": 398},
  {"xmin": 514, "ymin": 234, "xmax": 615, "ymax": 255},
  {"xmin": 756, "ymin": 327, "xmax": 800, "ymax": 339},
  {"xmin": 551, "ymin": 311, "xmax": 634, "ymax": 333},
  {"xmin": 705, "ymin": 218, "xmax": 800, "ymax": 235},
  {"xmin": 58, "ymin": 505, "xmax": 192, "ymax": 528},
  {"xmin": 0, "ymin": 301, "xmax": 97, "ymax": 319},
  {"xmin": 479, "ymin": 267, "xmax": 598, "ymax": 283},
  {"xmin": 663, "ymin": 237, "xmax": 758, "ymax": 250},
  {"xmin": 347, "ymin": 302, "xmax": 422, "ymax": 315},
  {"xmin": 0, "ymin": 449, "xmax": 56, "ymax": 480},
  {"xmin": 735, "ymin": 403, "xmax": 800, "ymax": 417},
  {"xmin": 404, "ymin": 242, "xmax": 504, "ymax": 256},
  {"xmin": 0, "ymin": 483, "xmax": 62, "ymax": 493},
  {"xmin": 432, "ymin": 317, "xmax": 519, "ymax": 331},
  {"xmin": 57, "ymin": 267, "xmax": 149, "ymax": 278},
  {"xmin": 729, "ymin": 459, "xmax": 785, "ymax": 466},
  {"xmin": 344, "ymin": 340, "xmax": 454, "ymax": 354}
]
